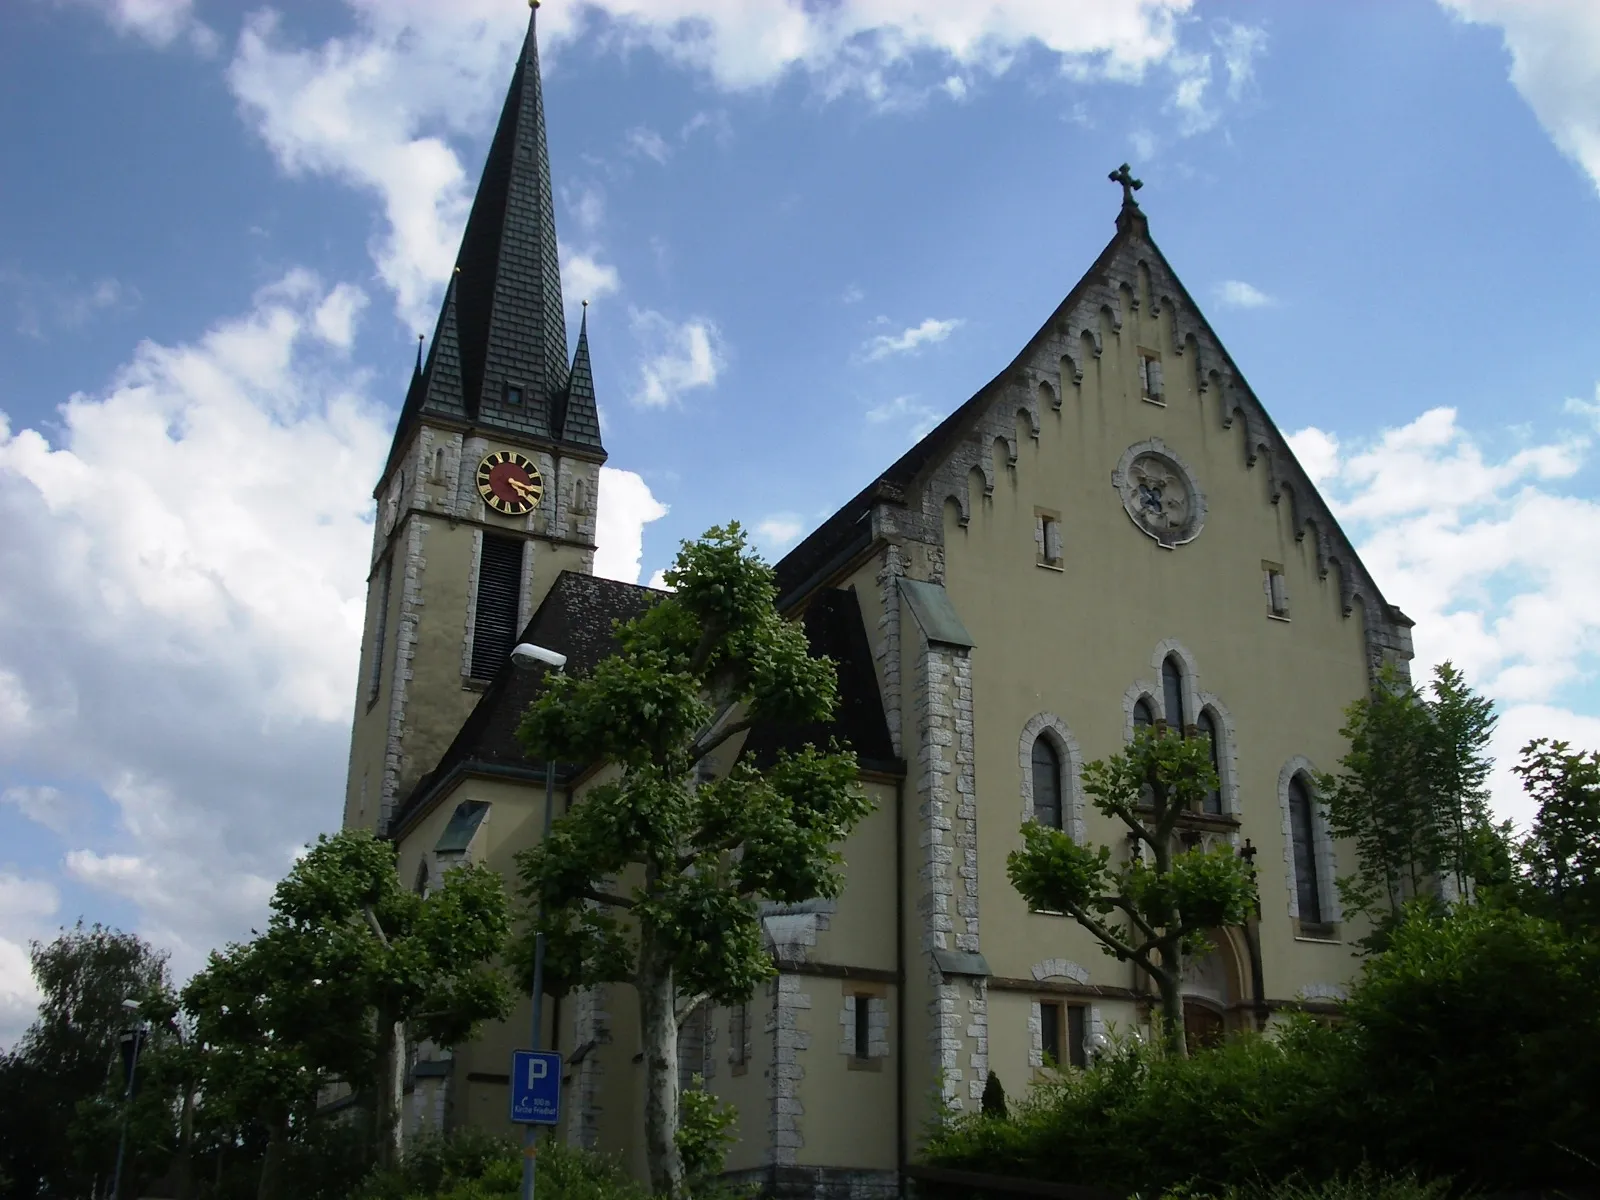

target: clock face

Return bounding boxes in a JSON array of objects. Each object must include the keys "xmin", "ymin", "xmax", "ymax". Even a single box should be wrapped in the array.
[{"xmin": 476, "ymin": 451, "xmax": 543, "ymax": 516}]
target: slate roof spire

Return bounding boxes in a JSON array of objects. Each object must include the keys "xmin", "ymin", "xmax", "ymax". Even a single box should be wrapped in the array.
[
  {"xmin": 557, "ymin": 300, "xmax": 602, "ymax": 448},
  {"xmin": 381, "ymin": 2, "xmax": 604, "ymax": 484}
]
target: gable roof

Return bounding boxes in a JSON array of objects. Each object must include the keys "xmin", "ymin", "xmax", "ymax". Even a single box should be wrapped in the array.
[
  {"xmin": 772, "ymin": 198, "xmax": 1413, "ymax": 676},
  {"xmin": 389, "ymin": 577, "xmax": 900, "ymax": 840}
]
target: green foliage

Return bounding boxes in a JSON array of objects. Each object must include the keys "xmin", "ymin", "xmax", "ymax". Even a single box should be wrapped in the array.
[
  {"xmin": 355, "ymin": 1129, "xmax": 647, "ymax": 1200},
  {"xmin": 923, "ymin": 903, "xmax": 1600, "ymax": 1195},
  {"xmin": 1006, "ymin": 726, "xmax": 1256, "ymax": 1054},
  {"xmin": 980, "ymin": 1071, "xmax": 1008, "ymax": 1119},
  {"xmin": 676, "ymin": 1078, "xmax": 739, "ymax": 1184},
  {"xmin": 1512, "ymin": 737, "xmax": 1600, "ymax": 932},
  {"xmin": 512, "ymin": 524, "xmax": 873, "ymax": 1195},
  {"xmin": 184, "ymin": 829, "xmax": 513, "ymax": 1186},
  {"xmin": 1178, "ymin": 1165, "xmax": 1457, "ymax": 1200},
  {"xmin": 0, "ymin": 923, "xmax": 174, "ymax": 1199},
  {"xmin": 1321, "ymin": 663, "xmax": 1497, "ymax": 946}
]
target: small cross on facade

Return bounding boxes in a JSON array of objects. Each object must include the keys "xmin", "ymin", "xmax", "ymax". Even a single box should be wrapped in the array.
[{"xmin": 1109, "ymin": 163, "xmax": 1143, "ymax": 207}]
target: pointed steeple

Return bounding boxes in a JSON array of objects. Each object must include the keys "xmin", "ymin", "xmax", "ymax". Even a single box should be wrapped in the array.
[
  {"xmin": 381, "ymin": 3, "xmax": 604, "ymax": 484},
  {"xmin": 557, "ymin": 301, "xmax": 603, "ymax": 448},
  {"xmin": 452, "ymin": 2, "xmax": 569, "ymax": 435}
]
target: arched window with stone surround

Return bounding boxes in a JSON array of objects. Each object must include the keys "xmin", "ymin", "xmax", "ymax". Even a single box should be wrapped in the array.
[
  {"xmin": 1196, "ymin": 709, "xmax": 1223, "ymax": 815},
  {"xmin": 1162, "ymin": 655, "xmax": 1185, "ymax": 728},
  {"xmin": 1133, "ymin": 697, "xmax": 1156, "ymax": 729},
  {"xmin": 1288, "ymin": 774, "xmax": 1324, "ymax": 923},
  {"xmin": 1032, "ymin": 736, "xmax": 1063, "ymax": 829}
]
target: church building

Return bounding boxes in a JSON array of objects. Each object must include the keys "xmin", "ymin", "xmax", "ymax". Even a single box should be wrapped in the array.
[{"xmin": 340, "ymin": 8, "xmax": 1415, "ymax": 1197}]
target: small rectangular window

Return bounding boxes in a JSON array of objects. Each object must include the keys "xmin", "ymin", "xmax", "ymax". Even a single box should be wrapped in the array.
[
  {"xmin": 1139, "ymin": 350, "xmax": 1164, "ymax": 402},
  {"xmin": 366, "ymin": 557, "xmax": 393, "ymax": 706},
  {"xmin": 1263, "ymin": 562, "xmax": 1289, "ymax": 619},
  {"xmin": 1067, "ymin": 1004, "xmax": 1088, "ymax": 1069},
  {"xmin": 730, "ymin": 1003, "xmax": 748, "ymax": 1071},
  {"xmin": 1035, "ymin": 508, "xmax": 1063, "ymax": 569},
  {"xmin": 504, "ymin": 382, "xmax": 523, "ymax": 407},
  {"xmin": 1039, "ymin": 1001, "xmax": 1062, "ymax": 1067},
  {"xmin": 853, "ymin": 994, "xmax": 870, "ymax": 1060}
]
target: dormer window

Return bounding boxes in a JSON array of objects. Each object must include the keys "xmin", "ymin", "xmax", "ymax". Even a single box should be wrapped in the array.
[{"xmin": 504, "ymin": 383, "xmax": 524, "ymax": 407}]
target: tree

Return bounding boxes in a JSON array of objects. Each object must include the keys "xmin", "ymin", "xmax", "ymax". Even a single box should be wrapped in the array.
[
  {"xmin": 1321, "ymin": 663, "xmax": 1497, "ymax": 947},
  {"xmin": 1513, "ymin": 737, "xmax": 1600, "ymax": 932},
  {"xmin": 1006, "ymin": 725, "xmax": 1257, "ymax": 1058},
  {"xmin": 0, "ymin": 923, "xmax": 171, "ymax": 1198},
  {"xmin": 185, "ymin": 831, "xmax": 512, "ymax": 1197},
  {"xmin": 514, "ymin": 524, "xmax": 873, "ymax": 1197}
]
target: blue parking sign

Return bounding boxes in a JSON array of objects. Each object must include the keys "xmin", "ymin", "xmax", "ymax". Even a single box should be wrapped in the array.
[{"xmin": 510, "ymin": 1050, "xmax": 562, "ymax": 1125}]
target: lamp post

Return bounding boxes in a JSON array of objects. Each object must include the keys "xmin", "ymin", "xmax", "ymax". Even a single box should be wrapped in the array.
[
  {"xmin": 109, "ymin": 998, "xmax": 148, "ymax": 1200},
  {"xmin": 510, "ymin": 641, "xmax": 567, "ymax": 1200}
]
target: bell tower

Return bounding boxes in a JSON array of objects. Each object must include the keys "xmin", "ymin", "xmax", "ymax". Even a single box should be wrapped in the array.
[{"xmin": 342, "ymin": 5, "xmax": 605, "ymax": 834}]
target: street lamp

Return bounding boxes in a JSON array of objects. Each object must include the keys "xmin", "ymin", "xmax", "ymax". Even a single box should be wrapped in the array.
[
  {"xmin": 510, "ymin": 641, "xmax": 566, "ymax": 1200},
  {"xmin": 110, "ymin": 998, "xmax": 149, "ymax": 1200}
]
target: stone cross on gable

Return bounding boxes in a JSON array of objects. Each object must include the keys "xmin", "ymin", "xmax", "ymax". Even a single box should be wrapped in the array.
[{"xmin": 1109, "ymin": 163, "xmax": 1143, "ymax": 207}]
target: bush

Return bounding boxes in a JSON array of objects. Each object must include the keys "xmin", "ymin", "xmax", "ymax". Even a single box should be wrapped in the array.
[
  {"xmin": 355, "ymin": 1128, "xmax": 647, "ymax": 1200},
  {"xmin": 923, "ymin": 905, "xmax": 1600, "ymax": 1196}
]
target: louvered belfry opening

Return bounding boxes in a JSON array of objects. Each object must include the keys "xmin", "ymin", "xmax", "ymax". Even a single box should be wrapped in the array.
[{"xmin": 471, "ymin": 534, "xmax": 525, "ymax": 680}]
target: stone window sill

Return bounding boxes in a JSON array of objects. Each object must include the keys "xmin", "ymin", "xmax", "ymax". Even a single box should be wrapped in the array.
[
  {"xmin": 847, "ymin": 1055, "xmax": 884, "ymax": 1073},
  {"xmin": 1142, "ymin": 396, "xmax": 1166, "ymax": 407},
  {"xmin": 462, "ymin": 678, "xmax": 490, "ymax": 692},
  {"xmin": 1036, "ymin": 560, "xmax": 1065, "ymax": 572},
  {"xmin": 1267, "ymin": 613, "xmax": 1292, "ymax": 623}
]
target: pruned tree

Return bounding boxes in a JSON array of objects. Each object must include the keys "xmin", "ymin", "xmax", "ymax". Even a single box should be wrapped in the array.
[
  {"xmin": 1321, "ymin": 662, "xmax": 1497, "ymax": 946},
  {"xmin": 1007, "ymin": 726, "xmax": 1257, "ymax": 1058},
  {"xmin": 185, "ymin": 830, "xmax": 512, "ymax": 1196},
  {"xmin": 514, "ymin": 524, "xmax": 873, "ymax": 1198}
]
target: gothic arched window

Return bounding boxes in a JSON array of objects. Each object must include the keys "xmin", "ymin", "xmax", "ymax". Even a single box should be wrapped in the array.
[
  {"xmin": 1289, "ymin": 774, "xmax": 1324, "ymax": 923},
  {"xmin": 1196, "ymin": 710, "xmax": 1223, "ymax": 815},
  {"xmin": 1162, "ymin": 656, "xmax": 1185, "ymax": 729},
  {"xmin": 1133, "ymin": 697, "xmax": 1156, "ymax": 729},
  {"xmin": 1032, "ymin": 736, "xmax": 1063, "ymax": 829}
]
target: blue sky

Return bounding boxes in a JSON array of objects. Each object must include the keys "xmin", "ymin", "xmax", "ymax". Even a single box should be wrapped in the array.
[{"xmin": 2, "ymin": 0, "xmax": 1599, "ymax": 1040}]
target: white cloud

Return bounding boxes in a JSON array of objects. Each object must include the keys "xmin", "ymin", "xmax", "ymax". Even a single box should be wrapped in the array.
[
  {"xmin": 865, "ymin": 394, "xmax": 942, "ymax": 440},
  {"xmin": 863, "ymin": 316, "xmax": 963, "ymax": 361},
  {"xmin": 0, "ymin": 937, "xmax": 42, "ymax": 1052},
  {"xmin": 0, "ymin": 875, "xmax": 59, "ymax": 925},
  {"xmin": 58, "ymin": 0, "xmax": 217, "ymax": 53},
  {"xmin": 630, "ymin": 309, "xmax": 725, "ymax": 407},
  {"xmin": 646, "ymin": 568, "xmax": 673, "ymax": 591},
  {"xmin": 0, "ymin": 271, "xmax": 385, "ymax": 983},
  {"xmin": 1214, "ymin": 279, "xmax": 1276, "ymax": 309},
  {"xmin": 1, "ymin": 270, "xmax": 139, "ymax": 340},
  {"xmin": 841, "ymin": 284, "xmax": 865, "ymax": 305},
  {"xmin": 594, "ymin": 468, "xmax": 669, "ymax": 585},
  {"xmin": 560, "ymin": 246, "xmax": 622, "ymax": 311},
  {"xmin": 755, "ymin": 514, "xmax": 806, "ymax": 551},
  {"xmin": 943, "ymin": 75, "xmax": 970, "ymax": 101},
  {"xmin": 625, "ymin": 126, "xmax": 672, "ymax": 164},
  {"xmin": 221, "ymin": 2, "xmax": 1247, "ymax": 330},
  {"xmin": 1439, "ymin": 0, "xmax": 1600, "ymax": 196},
  {"xmin": 312, "ymin": 282, "xmax": 369, "ymax": 350},
  {"xmin": 1290, "ymin": 404, "xmax": 1600, "ymax": 825},
  {"xmin": 1, "ymin": 785, "xmax": 82, "ymax": 838},
  {"xmin": 564, "ymin": 182, "xmax": 606, "ymax": 233},
  {"xmin": 1164, "ymin": 20, "xmax": 1266, "ymax": 134}
]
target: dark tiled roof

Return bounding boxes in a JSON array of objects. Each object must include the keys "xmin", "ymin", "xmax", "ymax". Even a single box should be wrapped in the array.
[
  {"xmin": 738, "ymin": 588, "xmax": 898, "ymax": 770},
  {"xmin": 381, "ymin": 9, "xmax": 604, "ymax": 485},
  {"xmin": 391, "ymin": 578, "xmax": 900, "ymax": 834},
  {"xmin": 557, "ymin": 307, "xmax": 602, "ymax": 449}
]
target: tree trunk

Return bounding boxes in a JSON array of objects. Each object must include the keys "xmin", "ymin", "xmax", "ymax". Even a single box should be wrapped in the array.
[
  {"xmin": 374, "ymin": 1017, "xmax": 406, "ymax": 1170},
  {"xmin": 256, "ymin": 1114, "xmax": 289, "ymax": 1200},
  {"xmin": 1152, "ymin": 949, "xmax": 1187, "ymax": 1060},
  {"xmin": 638, "ymin": 946, "xmax": 685, "ymax": 1199},
  {"xmin": 172, "ymin": 1080, "xmax": 197, "ymax": 1200}
]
